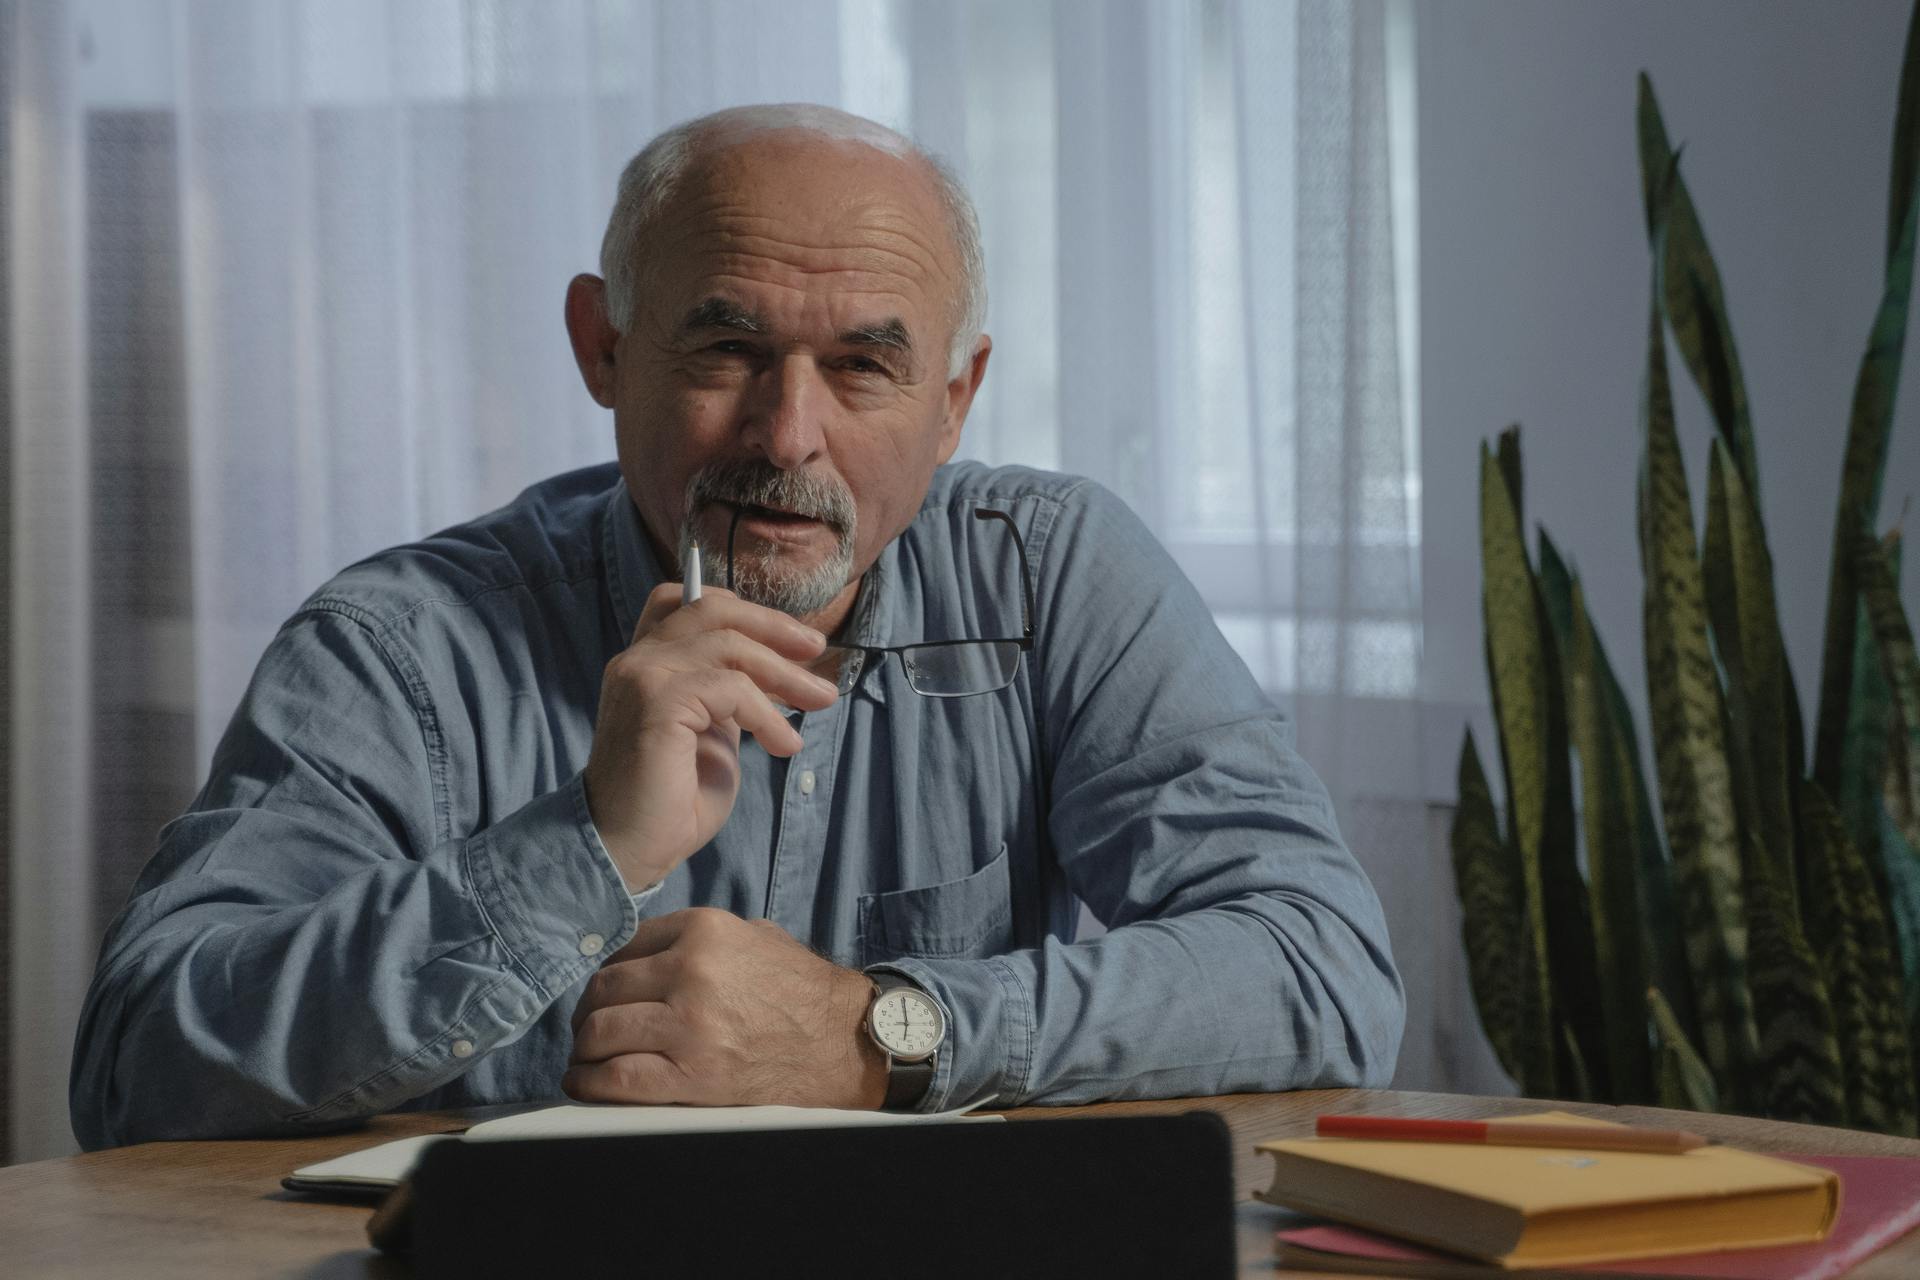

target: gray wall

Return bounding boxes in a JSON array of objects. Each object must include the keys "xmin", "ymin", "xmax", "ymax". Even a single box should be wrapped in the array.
[
  {"xmin": 1420, "ymin": 0, "xmax": 1920, "ymax": 794},
  {"xmin": 0, "ymin": 0, "xmax": 14, "ymax": 1167}
]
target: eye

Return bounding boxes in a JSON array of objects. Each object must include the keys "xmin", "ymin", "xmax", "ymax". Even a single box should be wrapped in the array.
[
  {"xmin": 843, "ymin": 355, "xmax": 890, "ymax": 376},
  {"xmin": 708, "ymin": 339, "xmax": 753, "ymax": 356}
]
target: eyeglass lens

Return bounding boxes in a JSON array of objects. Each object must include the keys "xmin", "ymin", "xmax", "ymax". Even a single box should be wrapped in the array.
[
  {"xmin": 900, "ymin": 641, "xmax": 1024, "ymax": 697},
  {"xmin": 829, "ymin": 641, "xmax": 1024, "ymax": 698}
]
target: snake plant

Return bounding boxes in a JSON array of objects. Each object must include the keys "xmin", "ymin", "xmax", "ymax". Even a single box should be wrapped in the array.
[{"xmin": 1456, "ymin": 3, "xmax": 1920, "ymax": 1132}]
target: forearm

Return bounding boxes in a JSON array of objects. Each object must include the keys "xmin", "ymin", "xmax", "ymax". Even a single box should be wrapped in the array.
[
  {"xmin": 70, "ymin": 776, "xmax": 639, "ymax": 1148},
  {"xmin": 881, "ymin": 888, "xmax": 1404, "ymax": 1110},
  {"xmin": 977, "ymin": 480, "xmax": 1401, "ymax": 1106}
]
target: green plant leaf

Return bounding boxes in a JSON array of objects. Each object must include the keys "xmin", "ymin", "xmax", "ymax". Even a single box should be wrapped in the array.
[
  {"xmin": 1640, "ymin": 179, "xmax": 1755, "ymax": 1100},
  {"xmin": 1451, "ymin": 729, "xmax": 1529, "ymax": 1087},
  {"xmin": 1811, "ymin": 0, "xmax": 1920, "ymax": 792},
  {"xmin": 1484, "ymin": 436, "xmax": 1536, "ymax": 859},
  {"xmin": 1480, "ymin": 433, "xmax": 1608, "ymax": 1098},
  {"xmin": 1649, "ymin": 987, "xmax": 1719, "ymax": 1113},
  {"xmin": 1480, "ymin": 440, "xmax": 1556, "ymax": 1090},
  {"xmin": 1858, "ymin": 529, "xmax": 1920, "ymax": 833},
  {"xmin": 1703, "ymin": 441, "xmax": 1800, "ymax": 909},
  {"xmin": 1890, "ymin": 818, "xmax": 1920, "ymax": 1117},
  {"xmin": 1539, "ymin": 537, "xmax": 1654, "ymax": 1102},
  {"xmin": 1886, "ymin": 0, "xmax": 1920, "ymax": 265},
  {"xmin": 1560, "ymin": 1021, "xmax": 1595, "ymax": 1104},
  {"xmin": 1535, "ymin": 612, "xmax": 1610, "ymax": 1101},
  {"xmin": 1597, "ymin": 601, "xmax": 1700, "ymax": 1044},
  {"xmin": 1840, "ymin": 535, "xmax": 1900, "ymax": 886},
  {"xmin": 1802, "ymin": 779, "xmax": 1919, "ymax": 1134},
  {"xmin": 1772, "ymin": 623, "xmax": 1811, "ymax": 869},
  {"xmin": 1743, "ymin": 830, "xmax": 1847, "ymax": 1125},
  {"xmin": 1877, "ymin": 806, "xmax": 1920, "ymax": 1029},
  {"xmin": 1636, "ymin": 73, "xmax": 1760, "ymax": 506},
  {"xmin": 1497, "ymin": 426, "xmax": 1525, "ymax": 528},
  {"xmin": 1537, "ymin": 532, "xmax": 1575, "ymax": 647},
  {"xmin": 1812, "ymin": 122, "xmax": 1920, "ymax": 796}
]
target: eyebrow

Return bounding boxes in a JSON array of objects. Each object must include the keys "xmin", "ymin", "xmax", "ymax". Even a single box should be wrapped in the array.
[
  {"xmin": 679, "ymin": 297, "xmax": 768, "ymax": 334},
  {"xmin": 839, "ymin": 318, "xmax": 914, "ymax": 359},
  {"xmin": 679, "ymin": 298, "xmax": 914, "ymax": 362}
]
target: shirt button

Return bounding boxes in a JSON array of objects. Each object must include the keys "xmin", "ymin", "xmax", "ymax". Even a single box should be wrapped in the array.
[
  {"xmin": 451, "ymin": 1039, "xmax": 475, "ymax": 1059},
  {"xmin": 799, "ymin": 770, "xmax": 816, "ymax": 795},
  {"xmin": 579, "ymin": 933, "xmax": 605, "ymax": 956}
]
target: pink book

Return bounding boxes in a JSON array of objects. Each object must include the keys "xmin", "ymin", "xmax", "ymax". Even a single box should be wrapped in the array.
[{"xmin": 1275, "ymin": 1155, "xmax": 1920, "ymax": 1280}]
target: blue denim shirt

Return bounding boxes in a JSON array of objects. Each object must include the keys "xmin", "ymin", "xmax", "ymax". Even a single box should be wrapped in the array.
[{"xmin": 69, "ymin": 461, "xmax": 1402, "ymax": 1148}]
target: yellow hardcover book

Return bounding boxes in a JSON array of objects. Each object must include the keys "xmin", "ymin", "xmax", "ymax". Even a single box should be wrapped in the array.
[{"xmin": 1254, "ymin": 1112, "xmax": 1840, "ymax": 1270}]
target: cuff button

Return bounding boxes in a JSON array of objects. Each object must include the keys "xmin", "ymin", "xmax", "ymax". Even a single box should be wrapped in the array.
[
  {"xmin": 451, "ymin": 1039, "xmax": 475, "ymax": 1059},
  {"xmin": 579, "ymin": 933, "xmax": 606, "ymax": 956}
]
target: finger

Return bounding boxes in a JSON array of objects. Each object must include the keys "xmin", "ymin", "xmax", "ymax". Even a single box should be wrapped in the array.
[
  {"xmin": 574, "ymin": 955, "xmax": 676, "ymax": 1031},
  {"xmin": 603, "ymin": 904, "xmax": 744, "ymax": 964},
  {"xmin": 661, "ymin": 630, "xmax": 839, "ymax": 712},
  {"xmin": 638, "ymin": 584, "xmax": 826, "ymax": 659},
  {"xmin": 633, "ymin": 581, "xmax": 703, "ymax": 639},
  {"xmin": 562, "ymin": 1053, "xmax": 690, "ymax": 1105},
  {"xmin": 627, "ymin": 664, "xmax": 798, "ymax": 755},
  {"xmin": 571, "ymin": 1000, "xmax": 685, "ymax": 1063},
  {"xmin": 606, "ymin": 909, "xmax": 701, "ymax": 963},
  {"xmin": 666, "ymin": 668, "xmax": 809, "ymax": 758}
]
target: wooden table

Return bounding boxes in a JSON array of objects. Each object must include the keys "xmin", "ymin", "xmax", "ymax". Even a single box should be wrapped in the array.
[{"xmin": 5, "ymin": 1089, "xmax": 1919, "ymax": 1276}]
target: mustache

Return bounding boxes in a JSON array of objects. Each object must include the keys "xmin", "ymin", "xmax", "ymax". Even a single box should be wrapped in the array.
[{"xmin": 684, "ymin": 461, "xmax": 856, "ymax": 534}]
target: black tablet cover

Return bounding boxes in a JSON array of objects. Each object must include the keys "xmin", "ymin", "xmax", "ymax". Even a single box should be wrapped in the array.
[{"xmin": 396, "ymin": 1110, "xmax": 1235, "ymax": 1278}]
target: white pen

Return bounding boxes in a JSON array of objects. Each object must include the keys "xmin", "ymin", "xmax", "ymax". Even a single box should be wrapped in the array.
[{"xmin": 684, "ymin": 539, "xmax": 703, "ymax": 603}]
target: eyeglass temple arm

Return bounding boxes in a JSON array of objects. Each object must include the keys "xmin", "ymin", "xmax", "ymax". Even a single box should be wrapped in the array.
[
  {"xmin": 973, "ymin": 508, "xmax": 1035, "ymax": 643},
  {"xmin": 726, "ymin": 505, "xmax": 744, "ymax": 592}
]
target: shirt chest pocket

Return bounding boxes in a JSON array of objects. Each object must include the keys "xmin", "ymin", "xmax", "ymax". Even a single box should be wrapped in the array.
[{"xmin": 858, "ymin": 842, "xmax": 1014, "ymax": 968}]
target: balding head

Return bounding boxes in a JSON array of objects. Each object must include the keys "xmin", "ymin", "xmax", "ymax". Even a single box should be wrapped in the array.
[{"xmin": 599, "ymin": 105, "xmax": 986, "ymax": 378}]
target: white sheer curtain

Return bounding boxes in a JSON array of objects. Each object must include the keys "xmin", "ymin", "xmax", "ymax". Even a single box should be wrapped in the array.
[{"xmin": 4, "ymin": 0, "xmax": 1432, "ymax": 1162}]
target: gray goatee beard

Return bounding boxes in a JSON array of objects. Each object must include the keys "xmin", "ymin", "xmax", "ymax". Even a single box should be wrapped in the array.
[{"xmin": 678, "ymin": 461, "xmax": 859, "ymax": 618}]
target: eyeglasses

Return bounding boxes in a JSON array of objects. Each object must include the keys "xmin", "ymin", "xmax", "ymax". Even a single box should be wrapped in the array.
[{"xmin": 722, "ymin": 506, "xmax": 1035, "ymax": 699}]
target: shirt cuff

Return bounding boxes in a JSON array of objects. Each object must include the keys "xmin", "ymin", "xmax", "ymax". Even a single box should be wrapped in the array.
[
  {"xmin": 862, "ymin": 956, "xmax": 1032, "ymax": 1113},
  {"xmin": 464, "ymin": 771, "xmax": 641, "ymax": 1000}
]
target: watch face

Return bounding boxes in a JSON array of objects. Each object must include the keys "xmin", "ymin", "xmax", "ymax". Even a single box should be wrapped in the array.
[{"xmin": 870, "ymin": 987, "xmax": 945, "ymax": 1061}]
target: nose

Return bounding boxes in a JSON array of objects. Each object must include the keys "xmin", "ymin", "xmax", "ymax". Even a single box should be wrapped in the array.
[{"xmin": 739, "ymin": 354, "xmax": 827, "ymax": 470}]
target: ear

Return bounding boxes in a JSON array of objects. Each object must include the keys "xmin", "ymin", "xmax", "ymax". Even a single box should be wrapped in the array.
[
  {"xmin": 934, "ymin": 335, "xmax": 992, "ymax": 465},
  {"xmin": 564, "ymin": 274, "xmax": 620, "ymax": 409}
]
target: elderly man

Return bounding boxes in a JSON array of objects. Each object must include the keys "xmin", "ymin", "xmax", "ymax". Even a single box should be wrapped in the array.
[{"xmin": 69, "ymin": 105, "xmax": 1401, "ymax": 1148}]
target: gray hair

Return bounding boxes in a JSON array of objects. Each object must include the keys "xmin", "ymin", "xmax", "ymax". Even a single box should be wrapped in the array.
[{"xmin": 598, "ymin": 104, "xmax": 986, "ymax": 379}]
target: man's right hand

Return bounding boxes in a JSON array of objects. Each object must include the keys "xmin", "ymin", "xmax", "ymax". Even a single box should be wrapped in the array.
[{"xmin": 583, "ymin": 583, "xmax": 838, "ymax": 892}]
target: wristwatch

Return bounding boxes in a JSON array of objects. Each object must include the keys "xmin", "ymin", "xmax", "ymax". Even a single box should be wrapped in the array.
[{"xmin": 863, "ymin": 974, "xmax": 947, "ymax": 1110}]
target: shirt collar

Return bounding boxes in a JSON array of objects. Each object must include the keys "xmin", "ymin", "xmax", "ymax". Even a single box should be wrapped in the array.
[
  {"xmin": 603, "ymin": 478, "xmax": 664, "ymax": 645},
  {"xmin": 839, "ymin": 538, "xmax": 895, "ymax": 707}
]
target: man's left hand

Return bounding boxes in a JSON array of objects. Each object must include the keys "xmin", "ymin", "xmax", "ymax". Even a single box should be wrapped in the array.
[{"xmin": 565, "ymin": 908, "xmax": 889, "ymax": 1109}]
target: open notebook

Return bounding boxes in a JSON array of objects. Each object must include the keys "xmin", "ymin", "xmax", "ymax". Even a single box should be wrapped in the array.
[{"xmin": 285, "ymin": 1100, "xmax": 1000, "ymax": 1196}]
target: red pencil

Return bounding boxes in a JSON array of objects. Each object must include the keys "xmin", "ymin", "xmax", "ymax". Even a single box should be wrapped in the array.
[{"xmin": 1315, "ymin": 1114, "xmax": 1710, "ymax": 1154}]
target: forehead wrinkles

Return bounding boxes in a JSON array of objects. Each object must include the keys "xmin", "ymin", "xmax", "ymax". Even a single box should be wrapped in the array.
[
  {"xmin": 684, "ymin": 203, "xmax": 947, "ymax": 286},
  {"xmin": 704, "ymin": 273, "xmax": 919, "ymax": 329}
]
